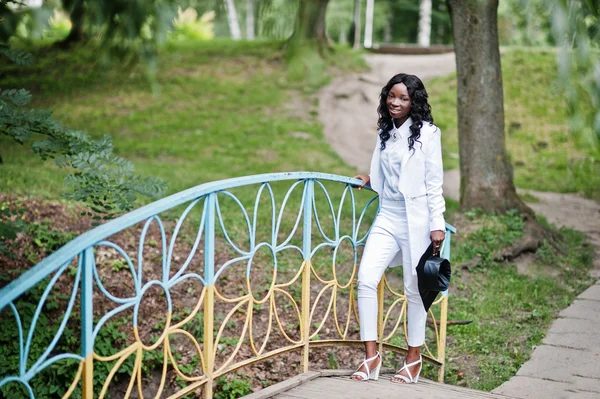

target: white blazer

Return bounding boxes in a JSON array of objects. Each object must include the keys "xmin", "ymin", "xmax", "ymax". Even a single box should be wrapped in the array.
[{"xmin": 368, "ymin": 119, "xmax": 446, "ymax": 273}]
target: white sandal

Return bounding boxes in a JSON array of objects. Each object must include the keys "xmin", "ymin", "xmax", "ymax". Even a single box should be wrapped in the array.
[
  {"xmin": 351, "ymin": 351, "xmax": 382, "ymax": 381},
  {"xmin": 392, "ymin": 355, "xmax": 422, "ymax": 384}
]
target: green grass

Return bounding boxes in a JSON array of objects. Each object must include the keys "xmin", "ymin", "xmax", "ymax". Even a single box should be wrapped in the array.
[
  {"xmin": 384, "ymin": 207, "xmax": 595, "ymax": 390},
  {"xmin": 0, "ymin": 39, "xmax": 367, "ymax": 201},
  {"xmin": 434, "ymin": 210, "xmax": 593, "ymax": 390},
  {"xmin": 428, "ymin": 48, "xmax": 600, "ymax": 200}
]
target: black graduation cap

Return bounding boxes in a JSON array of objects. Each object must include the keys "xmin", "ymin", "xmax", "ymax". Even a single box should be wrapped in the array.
[{"xmin": 416, "ymin": 242, "xmax": 452, "ymax": 312}]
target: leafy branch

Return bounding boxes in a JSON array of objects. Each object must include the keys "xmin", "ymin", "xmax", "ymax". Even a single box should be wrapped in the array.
[{"xmin": 0, "ymin": 47, "xmax": 167, "ymax": 220}]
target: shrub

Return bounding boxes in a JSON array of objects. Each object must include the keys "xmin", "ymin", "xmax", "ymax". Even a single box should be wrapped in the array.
[{"xmin": 170, "ymin": 7, "xmax": 214, "ymax": 41}]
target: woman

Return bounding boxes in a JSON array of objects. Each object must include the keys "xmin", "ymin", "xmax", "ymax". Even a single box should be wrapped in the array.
[{"xmin": 351, "ymin": 73, "xmax": 446, "ymax": 384}]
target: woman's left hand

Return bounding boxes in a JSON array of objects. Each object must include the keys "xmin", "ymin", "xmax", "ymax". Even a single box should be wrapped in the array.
[{"xmin": 431, "ymin": 230, "xmax": 445, "ymax": 256}]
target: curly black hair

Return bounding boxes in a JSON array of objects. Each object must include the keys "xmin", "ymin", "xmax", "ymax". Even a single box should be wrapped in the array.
[{"xmin": 377, "ymin": 73, "xmax": 433, "ymax": 151}]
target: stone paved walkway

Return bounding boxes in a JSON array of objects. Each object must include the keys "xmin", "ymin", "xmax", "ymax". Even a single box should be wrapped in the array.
[
  {"xmin": 244, "ymin": 370, "xmax": 515, "ymax": 399},
  {"xmin": 492, "ymin": 281, "xmax": 600, "ymax": 398}
]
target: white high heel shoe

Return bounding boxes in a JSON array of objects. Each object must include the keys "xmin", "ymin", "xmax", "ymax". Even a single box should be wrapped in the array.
[
  {"xmin": 351, "ymin": 351, "xmax": 382, "ymax": 381},
  {"xmin": 392, "ymin": 355, "xmax": 422, "ymax": 384}
]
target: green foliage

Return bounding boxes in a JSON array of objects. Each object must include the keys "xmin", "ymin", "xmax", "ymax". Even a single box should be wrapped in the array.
[
  {"xmin": 214, "ymin": 375, "xmax": 253, "ymax": 399},
  {"xmin": 0, "ymin": 198, "xmax": 80, "ymax": 262},
  {"xmin": 327, "ymin": 350, "xmax": 340, "ymax": 369},
  {"xmin": 552, "ymin": 0, "xmax": 600, "ymax": 147},
  {"xmin": 170, "ymin": 7, "xmax": 215, "ymax": 41},
  {"xmin": 0, "ymin": 1, "xmax": 54, "ymax": 44},
  {"xmin": 498, "ymin": 0, "xmax": 554, "ymax": 46},
  {"xmin": 0, "ymin": 45, "xmax": 33, "ymax": 65},
  {"xmin": 0, "ymin": 282, "xmax": 164, "ymax": 399},
  {"xmin": 0, "ymin": 280, "xmax": 81, "ymax": 398},
  {"xmin": 0, "ymin": 49, "xmax": 167, "ymax": 218},
  {"xmin": 0, "ymin": 204, "xmax": 27, "ymax": 257},
  {"xmin": 258, "ymin": 0, "xmax": 298, "ymax": 40},
  {"xmin": 369, "ymin": 0, "xmax": 452, "ymax": 45},
  {"xmin": 326, "ymin": 0, "xmax": 354, "ymax": 44},
  {"xmin": 45, "ymin": 10, "xmax": 72, "ymax": 41},
  {"xmin": 25, "ymin": 220, "xmax": 77, "ymax": 261}
]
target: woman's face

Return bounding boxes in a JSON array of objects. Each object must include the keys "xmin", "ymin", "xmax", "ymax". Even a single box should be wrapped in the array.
[{"xmin": 386, "ymin": 83, "xmax": 411, "ymax": 123}]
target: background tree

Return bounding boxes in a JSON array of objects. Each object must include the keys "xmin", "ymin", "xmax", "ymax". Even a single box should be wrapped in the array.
[
  {"xmin": 552, "ymin": 0, "xmax": 600, "ymax": 148},
  {"xmin": 418, "ymin": 0, "xmax": 432, "ymax": 46},
  {"xmin": 373, "ymin": 0, "xmax": 452, "ymax": 45},
  {"xmin": 445, "ymin": 0, "xmax": 554, "ymax": 255},
  {"xmin": 446, "ymin": 0, "xmax": 523, "ymax": 212},
  {"xmin": 497, "ymin": 0, "xmax": 553, "ymax": 46},
  {"xmin": 352, "ymin": 0, "xmax": 362, "ymax": 49},
  {"xmin": 0, "ymin": 0, "xmax": 178, "ymax": 61},
  {"xmin": 224, "ymin": 0, "xmax": 242, "ymax": 39},
  {"xmin": 326, "ymin": 0, "xmax": 354, "ymax": 44},
  {"xmin": 364, "ymin": 0, "xmax": 374, "ymax": 47},
  {"xmin": 258, "ymin": 0, "xmax": 298, "ymax": 40},
  {"xmin": 246, "ymin": 0, "xmax": 255, "ymax": 39},
  {"xmin": 288, "ymin": 0, "xmax": 331, "ymax": 50}
]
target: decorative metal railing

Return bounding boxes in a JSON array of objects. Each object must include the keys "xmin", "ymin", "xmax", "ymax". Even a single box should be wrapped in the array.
[{"xmin": 0, "ymin": 172, "xmax": 455, "ymax": 398}]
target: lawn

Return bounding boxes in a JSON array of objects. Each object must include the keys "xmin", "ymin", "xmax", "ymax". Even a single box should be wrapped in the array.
[
  {"xmin": 428, "ymin": 47, "xmax": 600, "ymax": 200},
  {"xmin": 0, "ymin": 39, "xmax": 366, "ymax": 200}
]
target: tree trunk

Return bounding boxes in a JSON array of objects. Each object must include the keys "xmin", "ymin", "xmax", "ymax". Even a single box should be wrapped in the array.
[
  {"xmin": 446, "ymin": 0, "xmax": 523, "ymax": 213},
  {"xmin": 246, "ymin": 0, "xmax": 255, "ymax": 40},
  {"xmin": 352, "ymin": 0, "xmax": 362, "ymax": 49},
  {"xmin": 446, "ymin": 0, "xmax": 560, "ymax": 258},
  {"xmin": 57, "ymin": 0, "xmax": 85, "ymax": 47},
  {"xmin": 339, "ymin": 29, "xmax": 348, "ymax": 44},
  {"xmin": 289, "ymin": 0, "xmax": 330, "ymax": 49},
  {"xmin": 364, "ymin": 0, "xmax": 374, "ymax": 47},
  {"xmin": 225, "ymin": 0, "xmax": 242, "ymax": 40},
  {"xmin": 418, "ymin": 0, "xmax": 432, "ymax": 46},
  {"xmin": 384, "ymin": 14, "xmax": 392, "ymax": 43}
]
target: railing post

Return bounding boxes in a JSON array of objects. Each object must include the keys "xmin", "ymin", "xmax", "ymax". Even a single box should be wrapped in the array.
[
  {"xmin": 203, "ymin": 193, "xmax": 217, "ymax": 399},
  {"xmin": 438, "ymin": 295, "xmax": 448, "ymax": 382},
  {"xmin": 301, "ymin": 179, "xmax": 314, "ymax": 373},
  {"xmin": 438, "ymin": 227, "xmax": 453, "ymax": 383},
  {"xmin": 81, "ymin": 247, "xmax": 94, "ymax": 399},
  {"xmin": 377, "ymin": 280, "xmax": 385, "ymax": 355}
]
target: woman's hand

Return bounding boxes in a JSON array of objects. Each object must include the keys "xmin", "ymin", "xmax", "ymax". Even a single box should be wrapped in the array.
[
  {"xmin": 353, "ymin": 174, "xmax": 370, "ymax": 190},
  {"xmin": 431, "ymin": 230, "xmax": 445, "ymax": 256}
]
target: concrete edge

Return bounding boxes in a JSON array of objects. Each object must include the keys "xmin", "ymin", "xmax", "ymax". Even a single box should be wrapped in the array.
[
  {"xmin": 241, "ymin": 371, "xmax": 322, "ymax": 399},
  {"xmin": 241, "ymin": 368, "xmax": 397, "ymax": 398},
  {"xmin": 319, "ymin": 367, "xmax": 396, "ymax": 377},
  {"xmin": 366, "ymin": 45, "xmax": 455, "ymax": 55}
]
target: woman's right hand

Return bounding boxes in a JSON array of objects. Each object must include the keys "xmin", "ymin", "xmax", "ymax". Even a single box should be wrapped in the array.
[{"xmin": 353, "ymin": 174, "xmax": 370, "ymax": 190}]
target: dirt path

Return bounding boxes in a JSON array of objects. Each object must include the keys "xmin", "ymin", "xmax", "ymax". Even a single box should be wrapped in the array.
[
  {"xmin": 318, "ymin": 52, "xmax": 457, "ymax": 173},
  {"xmin": 319, "ymin": 53, "xmax": 600, "ymax": 277}
]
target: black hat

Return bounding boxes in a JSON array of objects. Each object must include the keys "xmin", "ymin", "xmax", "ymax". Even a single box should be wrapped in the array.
[{"xmin": 416, "ymin": 242, "xmax": 452, "ymax": 312}]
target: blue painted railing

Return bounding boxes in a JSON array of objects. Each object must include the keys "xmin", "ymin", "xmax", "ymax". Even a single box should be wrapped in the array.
[{"xmin": 0, "ymin": 172, "xmax": 455, "ymax": 398}]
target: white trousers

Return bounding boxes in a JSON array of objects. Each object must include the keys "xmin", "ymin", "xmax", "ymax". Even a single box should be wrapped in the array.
[{"xmin": 357, "ymin": 199, "xmax": 427, "ymax": 347}]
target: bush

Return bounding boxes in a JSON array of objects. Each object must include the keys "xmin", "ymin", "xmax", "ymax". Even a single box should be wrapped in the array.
[
  {"xmin": 169, "ymin": 7, "xmax": 214, "ymax": 41},
  {"xmin": 46, "ymin": 9, "xmax": 71, "ymax": 40},
  {"xmin": 214, "ymin": 376, "xmax": 253, "ymax": 399}
]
